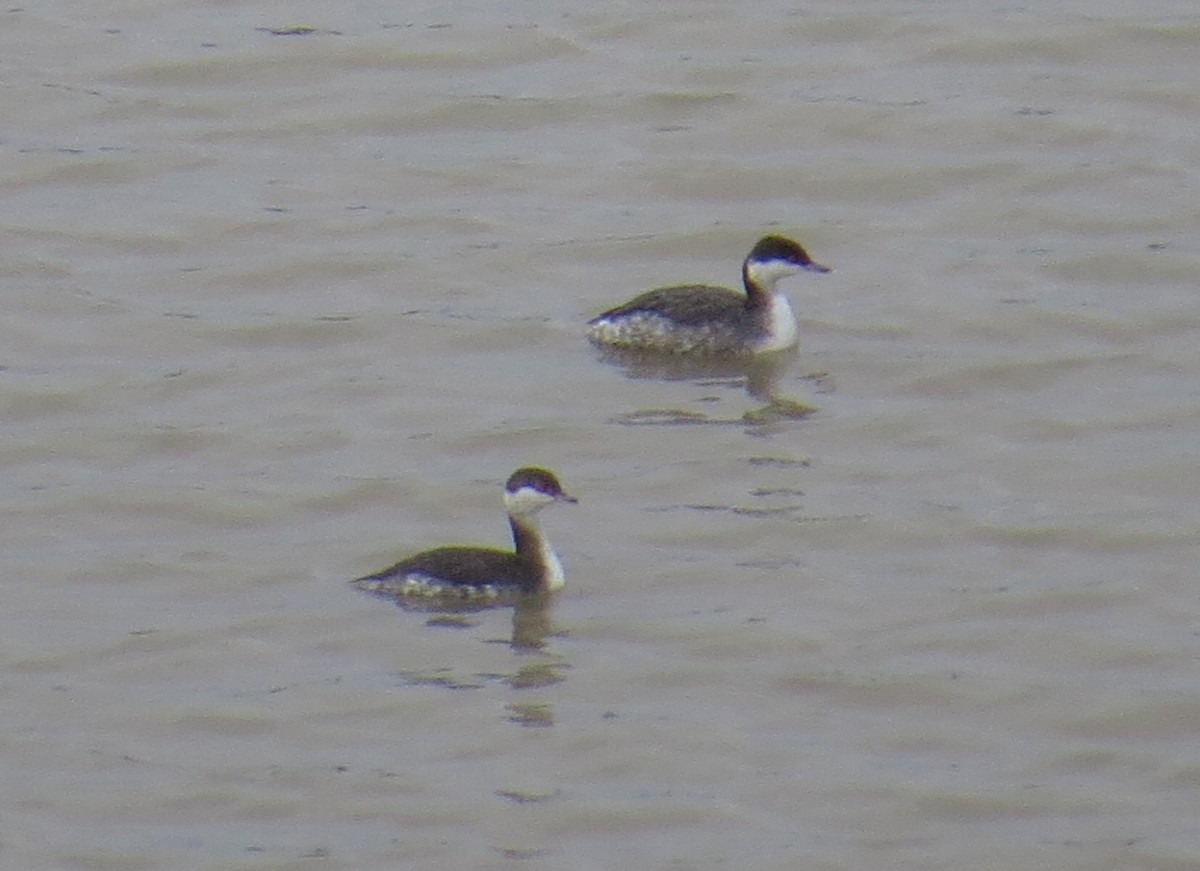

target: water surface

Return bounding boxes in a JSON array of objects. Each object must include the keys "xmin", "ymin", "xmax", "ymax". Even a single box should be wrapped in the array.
[{"xmin": 3, "ymin": 2, "xmax": 1199, "ymax": 869}]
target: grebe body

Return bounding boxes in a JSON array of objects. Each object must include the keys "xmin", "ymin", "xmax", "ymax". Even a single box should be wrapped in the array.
[
  {"xmin": 586, "ymin": 235, "xmax": 829, "ymax": 356},
  {"xmin": 352, "ymin": 467, "xmax": 576, "ymax": 600}
]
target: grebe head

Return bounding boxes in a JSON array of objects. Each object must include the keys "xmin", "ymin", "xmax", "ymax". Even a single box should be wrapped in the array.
[
  {"xmin": 503, "ymin": 467, "xmax": 578, "ymax": 517},
  {"xmin": 744, "ymin": 235, "xmax": 831, "ymax": 291}
]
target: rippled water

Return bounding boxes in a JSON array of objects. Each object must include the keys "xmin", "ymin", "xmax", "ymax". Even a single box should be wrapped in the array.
[{"xmin": 4, "ymin": 2, "xmax": 1199, "ymax": 869}]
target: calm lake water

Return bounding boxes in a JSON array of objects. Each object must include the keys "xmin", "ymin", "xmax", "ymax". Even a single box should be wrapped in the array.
[{"xmin": 3, "ymin": 2, "xmax": 1199, "ymax": 869}]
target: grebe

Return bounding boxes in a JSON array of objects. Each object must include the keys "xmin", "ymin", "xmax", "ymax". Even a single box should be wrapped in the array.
[
  {"xmin": 352, "ymin": 467, "xmax": 576, "ymax": 600},
  {"xmin": 586, "ymin": 235, "xmax": 830, "ymax": 356}
]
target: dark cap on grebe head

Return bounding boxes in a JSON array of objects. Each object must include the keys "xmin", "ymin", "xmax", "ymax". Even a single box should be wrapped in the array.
[
  {"xmin": 506, "ymin": 467, "xmax": 578, "ymax": 503},
  {"xmin": 749, "ymin": 235, "xmax": 831, "ymax": 273}
]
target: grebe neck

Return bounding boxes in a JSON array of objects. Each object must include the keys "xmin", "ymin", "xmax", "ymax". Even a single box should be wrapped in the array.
[
  {"xmin": 510, "ymin": 514, "xmax": 565, "ymax": 592},
  {"xmin": 742, "ymin": 257, "xmax": 801, "ymax": 309},
  {"xmin": 742, "ymin": 263, "xmax": 769, "ymax": 309}
]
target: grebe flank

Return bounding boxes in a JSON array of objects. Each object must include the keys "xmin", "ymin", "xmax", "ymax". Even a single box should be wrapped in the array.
[
  {"xmin": 586, "ymin": 235, "xmax": 830, "ymax": 356},
  {"xmin": 352, "ymin": 467, "xmax": 576, "ymax": 600}
]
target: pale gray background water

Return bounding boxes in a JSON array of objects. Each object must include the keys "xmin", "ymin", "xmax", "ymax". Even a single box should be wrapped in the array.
[{"xmin": 3, "ymin": 2, "xmax": 1199, "ymax": 869}]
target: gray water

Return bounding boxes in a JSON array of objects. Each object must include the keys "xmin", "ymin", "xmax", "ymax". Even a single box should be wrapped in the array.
[{"xmin": 3, "ymin": 2, "xmax": 1200, "ymax": 869}]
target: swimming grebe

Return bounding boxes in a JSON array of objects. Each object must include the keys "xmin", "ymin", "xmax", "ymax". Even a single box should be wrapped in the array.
[
  {"xmin": 352, "ymin": 467, "xmax": 576, "ymax": 600},
  {"xmin": 586, "ymin": 235, "xmax": 830, "ymax": 356}
]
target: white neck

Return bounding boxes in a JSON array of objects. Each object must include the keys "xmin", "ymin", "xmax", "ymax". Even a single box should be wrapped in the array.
[
  {"xmin": 538, "ymin": 537, "xmax": 566, "ymax": 591},
  {"xmin": 758, "ymin": 292, "xmax": 798, "ymax": 351}
]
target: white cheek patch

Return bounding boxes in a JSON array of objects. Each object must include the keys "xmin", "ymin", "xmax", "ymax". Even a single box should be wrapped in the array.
[
  {"xmin": 504, "ymin": 486, "xmax": 553, "ymax": 515},
  {"xmin": 747, "ymin": 258, "xmax": 802, "ymax": 287}
]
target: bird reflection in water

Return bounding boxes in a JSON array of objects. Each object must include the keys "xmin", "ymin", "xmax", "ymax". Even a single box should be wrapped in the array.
[
  {"xmin": 364, "ymin": 589, "xmax": 561, "ymax": 652},
  {"xmin": 382, "ymin": 593, "xmax": 568, "ymax": 727},
  {"xmin": 594, "ymin": 346, "xmax": 830, "ymax": 427}
]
